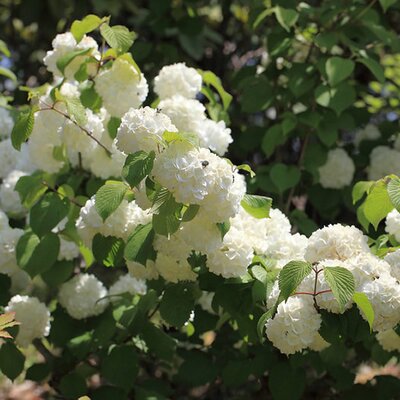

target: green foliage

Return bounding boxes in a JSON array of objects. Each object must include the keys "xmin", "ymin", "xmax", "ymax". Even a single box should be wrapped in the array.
[
  {"xmin": 122, "ymin": 151, "xmax": 155, "ymax": 188},
  {"xmin": 95, "ymin": 181, "xmax": 128, "ymax": 221},
  {"xmin": 92, "ymin": 234, "xmax": 125, "ymax": 267},
  {"xmin": 11, "ymin": 107, "xmax": 36, "ymax": 150},
  {"xmin": 278, "ymin": 261, "xmax": 313, "ymax": 302},
  {"xmin": 323, "ymin": 267, "xmax": 355, "ymax": 311},
  {"xmin": 241, "ymin": 194, "xmax": 272, "ymax": 219},
  {"xmin": 0, "ymin": 343, "xmax": 25, "ymax": 380},
  {"xmin": 353, "ymin": 292, "xmax": 375, "ymax": 331},
  {"xmin": 100, "ymin": 24, "xmax": 136, "ymax": 54},
  {"xmin": 124, "ymin": 223, "xmax": 154, "ymax": 265}
]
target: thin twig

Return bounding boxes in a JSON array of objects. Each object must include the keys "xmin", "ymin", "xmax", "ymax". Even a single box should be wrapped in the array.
[
  {"xmin": 42, "ymin": 180, "xmax": 82, "ymax": 207},
  {"xmin": 39, "ymin": 101, "xmax": 111, "ymax": 156}
]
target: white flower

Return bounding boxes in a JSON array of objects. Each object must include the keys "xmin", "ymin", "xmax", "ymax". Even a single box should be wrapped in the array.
[
  {"xmin": 154, "ymin": 252, "xmax": 197, "ymax": 283},
  {"xmin": 368, "ymin": 146, "xmax": 400, "ymax": 181},
  {"xmin": 207, "ymin": 227, "xmax": 253, "ymax": 278},
  {"xmin": 58, "ymin": 274, "xmax": 108, "ymax": 319},
  {"xmin": 0, "ymin": 227, "xmax": 24, "ymax": 275},
  {"xmin": 0, "ymin": 170, "xmax": 28, "ymax": 218},
  {"xmin": 346, "ymin": 253, "xmax": 392, "ymax": 288},
  {"xmin": 360, "ymin": 273, "xmax": 400, "ymax": 331},
  {"xmin": 108, "ymin": 274, "xmax": 147, "ymax": 301},
  {"xmin": 308, "ymin": 333, "xmax": 330, "ymax": 352},
  {"xmin": 384, "ymin": 249, "xmax": 400, "ymax": 281},
  {"xmin": 265, "ymin": 296, "xmax": 321, "ymax": 355},
  {"xmin": 95, "ymin": 58, "xmax": 148, "ymax": 117},
  {"xmin": 5, "ymin": 295, "xmax": 50, "ymax": 347},
  {"xmin": 0, "ymin": 139, "xmax": 19, "ymax": 179},
  {"xmin": 305, "ymin": 224, "xmax": 370, "ymax": 263},
  {"xmin": 195, "ymin": 118, "xmax": 233, "ymax": 156},
  {"xmin": 76, "ymin": 197, "xmax": 151, "ymax": 247},
  {"xmin": 116, "ymin": 107, "xmax": 177, "ymax": 154},
  {"xmin": 0, "ymin": 210, "xmax": 9, "ymax": 231},
  {"xmin": 43, "ymin": 32, "xmax": 99, "ymax": 80},
  {"xmin": 0, "ymin": 107, "xmax": 14, "ymax": 139},
  {"xmin": 153, "ymin": 233, "xmax": 192, "ymax": 262},
  {"xmin": 385, "ymin": 209, "xmax": 400, "ymax": 242},
  {"xmin": 264, "ymin": 208, "xmax": 292, "ymax": 237},
  {"xmin": 158, "ymin": 95, "xmax": 206, "ymax": 132},
  {"xmin": 354, "ymin": 124, "xmax": 380, "ymax": 147},
  {"xmin": 28, "ymin": 102, "xmax": 65, "ymax": 173},
  {"xmin": 126, "ymin": 260, "xmax": 159, "ymax": 281},
  {"xmin": 376, "ymin": 329, "xmax": 400, "ymax": 352},
  {"xmin": 58, "ymin": 237, "xmax": 80, "ymax": 261},
  {"xmin": 152, "ymin": 142, "xmax": 244, "ymax": 222},
  {"xmin": 318, "ymin": 148, "xmax": 355, "ymax": 189},
  {"xmin": 154, "ymin": 63, "xmax": 202, "ymax": 100}
]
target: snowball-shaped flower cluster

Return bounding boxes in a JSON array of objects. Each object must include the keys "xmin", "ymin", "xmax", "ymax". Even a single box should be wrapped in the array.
[
  {"xmin": 152, "ymin": 142, "xmax": 244, "ymax": 222},
  {"xmin": 116, "ymin": 107, "xmax": 177, "ymax": 154},
  {"xmin": 305, "ymin": 224, "xmax": 370, "ymax": 263},
  {"xmin": 318, "ymin": 148, "xmax": 355, "ymax": 189},
  {"xmin": 0, "ymin": 170, "xmax": 28, "ymax": 218},
  {"xmin": 265, "ymin": 296, "xmax": 321, "ymax": 355},
  {"xmin": 385, "ymin": 209, "xmax": 400, "ymax": 242},
  {"xmin": 109, "ymin": 274, "xmax": 147, "ymax": 301},
  {"xmin": 154, "ymin": 63, "xmax": 202, "ymax": 100},
  {"xmin": 6, "ymin": 295, "xmax": 50, "ymax": 347},
  {"xmin": 58, "ymin": 274, "xmax": 108, "ymax": 319},
  {"xmin": 0, "ymin": 107, "xmax": 14, "ymax": 139},
  {"xmin": 95, "ymin": 58, "xmax": 148, "ymax": 118},
  {"xmin": 368, "ymin": 146, "xmax": 400, "ymax": 180},
  {"xmin": 76, "ymin": 197, "xmax": 151, "ymax": 246},
  {"xmin": 354, "ymin": 123, "xmax": 381, "ymax": 147}
]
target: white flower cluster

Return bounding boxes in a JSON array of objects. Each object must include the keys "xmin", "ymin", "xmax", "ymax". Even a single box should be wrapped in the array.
[
  {"xmin": 368, "ymin": 146, "xmax": 400, "ymax": 180},
  {"xmin": 265, "ymin": 224, "xmax": 400, "ymax": 355},
  {"xmin": 76, "ymin": 197, "xmax": 151, "ymax": 247},
  {"xmin": 5, "ymin": 295, "xmax": 50, "ymax": 347},
  {"xmin": 354, "ymin": 124, "xmax": 381, "ymax": 147},
  {"xmin": 318, "ymin": 148, "xmax": 355, "ymax": 189},
  {"xmin": 58, "ymin": 274, "xmax": 108, "ymax": 319},
  {"xmin": 385, "ymin": 209, "xmax": 400, "ymax": 242}
]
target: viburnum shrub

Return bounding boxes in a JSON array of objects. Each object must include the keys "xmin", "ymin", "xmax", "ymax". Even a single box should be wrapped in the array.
[{"xmin": 0, "ymin": 14, "xmax": 398, "ymax": 400}]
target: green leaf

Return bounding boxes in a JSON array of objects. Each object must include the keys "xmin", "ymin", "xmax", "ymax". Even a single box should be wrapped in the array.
[
  {"xmin": 364, "ymin": 180, "xmax": 394, "ymax": 230},
  {"xmin": 25, "ymin": 363, "xmax": 51, "ymax": 382},
  {"xmin": 237, "ymin": 164, "xmax": 255, "ymax": 177},
  {"xmin": 56, "ymin": 48, "xmax": 92, "ymax": 74},
  {"xmin": 41, "ymin": 260, "xmax": 74, "ymax": 286},
  {"xmin": 269, "ymin": 362, "xmax": 305, "ymax": 400},
  {"xmin": 0, "ymin": 66, "xmax": 17, "ymax": 82},
  {"xmin": 124, "ymin": 223, "xmax": 154, "ymax": 265},
  {"xmin": 100, "ymin": 24, "xmax": 136, "ymax": 53},
  {"xmin": 274, "ymin": 7, "xmax": 299, "ymax": 32},
  {"xmin": 251, "ymin": 265, "xmax": 268, "ymax": 284},
  {"xmin": 64, "ymin": 95, "xmax": 87, "ymax": 126},
  {"xmin": 160, "ymin": 284, "xmax": 195, "ymax": 327},
  {"xmin": 102, "ymin": 345, "xmax": 139, "ymax": 390},
  {"xmin": 92, "ymin": 234, "xmax": 125, "ymax": 267},
  {"xmin": 59, "ymin": 372, "xmax": 87, "ymax": 399},
  {"xmin": 216, "ymin": 221, "xmax": 230, "ymax": 240},
  {"xmin": 269, "ymin": 163, "xmax": 301, "ymax": 193},
  {"xmin": 240, "ymin": 75, "xmax": 272, "ymax": 113},
  {"xmin": 0, "ymin": 343, "xmax": 25, "ymax": 380},
  {"xmin": 107, "ymin": 117, "xmax": 121, "ymax": 139},
  {"xmin": 151, "ymin": 193, "xmax": 182, "ymax": 237},
  {"xmin": 15, "ymin": 173, "xmax": 49, "ymax": 208},
  {"xmin": 315, "ymin": 83, "xmax": 356, "ymax": 115},
  {"xmin": 278, "ymin": 261, "xmax": 313, "ymax": 302},
  {"xmin": 353, "ymin": 292, "xmax": 374, "ymax": 331},
  {"xmin": 140, "ymin": 322, "xmax": 177, "ymax": 361},
  {"xmin": 181, "ymin": 204, "xmax": 200, "ymax": 222},
  {"xmin": 241, "ymin": 194, "xmax": 272, "ymax": 219},
  {"xmin": 162, "ymin": 130, "xmax": 199, "ymax": 147},
  {"xmin": 71, "ymin": 15, "xmax": 104, "ymax": 42},
  {"xmin": 11, "ymin": 107, "xmax": 35, "ymax": 150},
  {"xmin": 257, "ymin": 309, "xmax": 275, "ymax": 341},
  {"xmin": 379, "ymin": 0, "xmax": 397, "ymax": 12},
  {"xmin": 199, "ymin": 70, "xmax": 233, "ymax": 110},
  {"xmin": 352, "ymin": 181, "xmax": 373, "ymax": 204},
  {"xmin": 16, "ymin": 232, "xmax": 60, "ymax": 278},
  {"xmin": 30, "ymin": 192, "xmax": 69, "ymax": 237},
  {"xmin": 358, "ymin": 57, "xmax": 385, "ymax": 84},
  {"xmin": 122, "ymin": 151, "xmax": 155, "ymax": 188},
  {"xmin": 323, "ymin": 266, "xmax": 355, "ymax": 311},
  {"xmin": 95, "ymin": 181, "xmax": 128, "ymax": 221},
  {"xmin": 0, "ymin": 40, "xmax": 10, "ymax": 57},
  {"xmin": 253, "ymin": 7, "xmax": 275, "ymax": 29},
  {"xmin": 80, "ymin": 84, "xmax": 103, "ymax": 112},
  {"xmin": 387, "ymin": 176, "xmax": 400, "ymax": 211},
  {"xmin": 325, "ymin": 57, "xmax": 355, "ymax": 86}
]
